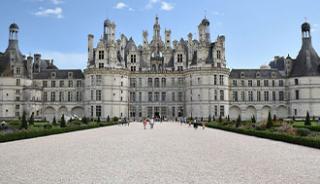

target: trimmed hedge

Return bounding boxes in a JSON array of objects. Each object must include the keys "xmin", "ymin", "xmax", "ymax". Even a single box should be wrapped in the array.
[
  {"xmin": 0, "ymin": 122, "xmax": 117, "ymax": 143},
  {"xmin": 293, "ymin": 125, "xmax": 320, "ymax": 132},
  {"xmin": 206, "ymin": 123, "xmax": 320, "ymax": 149}
]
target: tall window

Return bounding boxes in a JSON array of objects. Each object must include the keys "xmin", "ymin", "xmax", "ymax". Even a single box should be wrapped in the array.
[
  {"xmin": 217, "ymin": 50, "xmax": 221, "ymax": 59},
  {"xmin": 148, "ymin": 92, "xmax": 153, "ymax": 102},
  {"xmin": 264, "ymin": 80, "xmax": 269, "ymax": 87},
  {"xmin": 96, "ymin": 105, "xmax": 102, "ymax": 117},
  {"xmin": 264, "ymin": 91, "xmax": 269, "ymax": 101},
  {"xmin": 59, "ymin": 91, "xmax": 64, "ymax": 102},
  {"xmin": 161, "ymin": 78, "xmax": 166, "ymax": 87},
  {"xmin": 232, "ymin": 80, "xmax": 237, "ymax": 87},
  {"xmin": 130, "ymin": 78, "xmax": 137, "ymax": 88},
  {"xmin": 68, "ymin": 91, "xmax": 72, "ymax": 102},
  {"xmin": 76, "ymin": 91, "xmax": 81, "ymax": 101},
  {"xmin": 154, "ymin": 92, "xmax": 160, "ymax": 101},
  {"xmin": 178, "ymin": 92, "xmax": 183, "ymax": 102},
  {"xmin": 16, "ymin": 67, "xmax": 21, "ymax": 75},
  {"xmin": 68, "ymin": 80, "xmax": 73, "ymax": 87},
  {"xmin": 99, "ymin": 63, "xmax": 104, "ymax": 68},
  {"xmin": 51, "ymin": 92, "xmax": 55, "ymax": 102},
  {"xmin": 161, "ymin": 92, "xmax": 166, "ymax": 101},
  {"xmin": 279, "ymin": 91, "xmax": 284, "ymax": 101},
  {"xmin": 51, "ymin": 81, "xmax": 56, "ymax": 88},
  {"xmin": 241, "ymin": 91, "xmax": 245, "ymax": 101},
  {"xmin": 272, "ymin": 91, "xmax": 276, "ymax": 101},
  {"xmin": 98, "ymin": 50, "xmax": 104, "ymax": 60},
  {"xmin": 177, "ymin": 54, "xmax": 183, "ymax": 63},
  {"xmin": 295, "ymin": 90, "xmax": 299, "ymax": 100},
  {"xmin": 96, "ymin": 90, "xmax": 102, "ymax": 101},
  {"xmin": 248, "ymin": 80, "xmax": 252, "ymax": 87},
  {"xmin": 279, "ymin": 80, "xmax": 284, "ymax": 87},
  {"xmin": 214, "ymin": 90, "xmax": 217, "ymax": 100},
  {"xmin": 76, "ymin": 80, "xmax": 82, "ymax": 87},
  {"xmin": 60, "ymin": 80, "xmax": 64, "ymax": 87},
  {"xmin": 257, "ymin": 91, "xmax": 261, "ymax": 101},
  {"xmin": 91, "ymin": 90, "xmax": 94, "ymax": 101},
  {"xmin": 233, "ymin": 91, "xmax": 238, "ymax": 102},
  {"xmin": 220, "ymin": 105, "xmax": 225, "ymax": 117},
  {"xmin": 172, "ymin": 92, "xmax": 175, "ymax": 101},
  {"xmin": 257, "ymin": 80, "xmax": 261, "ymax": 87},
  {"xmin": 219, "ymin": 75, "xmax": 224, "ymax": 85},
  {"xmin": 96, "ymin": 75, "xmax": 102, "ymax": 86},
  {"xmin": 220, "ymin": 90, "xmax": 224, "ymax": 101},
  {"xmin": 155, "ymin": 78, "xmax": 160, "ymax": 88},
  {"xmin": 42, "ymin": 81, "xmax": 47, "ymax": 88},
  {"xmin": 178, "ymin": 78, "xmax": 184, "ymax": 86},
  {"xmin": 294, "ymin": 78, "xmax": 299, "ymax": 85},
  {"xmin": 43, "ymin": 92, "xmax": 47, "ymax": 102},
  {"xmin": 131, "ymin": 54, "xmax": 136, "ymax": 63},
  {"xmin": 214, "ymin": 75, "xmax": 217, "ymax": 85},
  {"xmin": 248, "ymin": 91, "xmax": 253, "ymax": 101}
]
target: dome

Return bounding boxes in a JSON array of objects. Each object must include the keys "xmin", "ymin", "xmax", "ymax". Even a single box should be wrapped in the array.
[
  {"xmin": 104, "ymin": 19, "xmax": 112, "ymax": 27},
  {"xmin": 301, "ymin": 22, "xmax": 311, "ymax": 32},
  {"xmin": 201, "ymin": 18, "xmax": 210, "ymax": 26},
  {"xmin": 9, "ymin": 23, "xmax": 19, "ymax": 30}
]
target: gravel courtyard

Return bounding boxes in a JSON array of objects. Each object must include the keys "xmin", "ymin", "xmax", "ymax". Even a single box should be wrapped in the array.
[{"xmin": 0, "ymin": 122, "xmax": 320, "ymax": 184}]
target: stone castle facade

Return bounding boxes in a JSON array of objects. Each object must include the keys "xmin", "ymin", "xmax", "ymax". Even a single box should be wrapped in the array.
[{"xmin": 0, "ymin": 17, "xmax": 319, "ymax": 122}]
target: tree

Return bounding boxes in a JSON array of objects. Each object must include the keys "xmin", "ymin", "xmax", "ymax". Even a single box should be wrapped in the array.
[
  {"xmin": 106, "ymin": 115, "xmax": 110, "ymax": 123},
  {"xmin": 208, "ymin": 115, "xmax": 212, "ymax": 122},
  {"xmin": 60, "ymin": 114, "xmax": 66, "ymax": 128},
  {"xmin": 227, "ymin": 115, "xmax": 230, "ymax": 122},
  {"xmin": 218, "ymin": 115, "xmax": 222, "ymax": 123},
  {"xmin": 273, "ymin": 114, "xmax": 277, "ymax": 122},
  {"xmin": 97, "ymin": 116, "xmax": 101, "ymax": 123},
  {"xmin": 20, "ymin": 111, "xmax": 28, "ymax": 129},
  {"xmin": 305, "ymin": 111, "xmax": 311, "ymax": 126},
  {"xmin": 266, "ymin": 111, "xmax": 273, "ymax": 128},
  {"xmin": 236, "ymin": 114, "xmax": 241, "ymax": 128},
  {"xmin": 28, "ymin": 112, "xmax": 34, "ymax": 126},
  {"xmin": 251, "ymin": 115, "xmax": 256, "ymax": 124},
  {"xmin": 52, "ymin": 116, "xmax": 57, "ymax": 126}
]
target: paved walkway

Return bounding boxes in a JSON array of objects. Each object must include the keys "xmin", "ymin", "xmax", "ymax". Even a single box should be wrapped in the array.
[{"xmin": 0, "ymin": 122, "xmax": 320, "ymax": 184}]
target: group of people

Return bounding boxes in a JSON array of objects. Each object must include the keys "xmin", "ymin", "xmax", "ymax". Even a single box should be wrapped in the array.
[
  {"xmin": 179, "ymin": 117, "xmax": 206, "ymax": 129},
  {"xmin": 120, "ymin": 117, "xmax": 129, "ymax": 126},
  {"xmin": 143, "ymin": 118, "xmax": 156, "ymax": 129}
]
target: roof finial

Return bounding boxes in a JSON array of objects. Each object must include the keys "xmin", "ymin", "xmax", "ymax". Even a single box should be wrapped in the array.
[{"xmin": 204, "ymin": 10, "xmax": 207, "ymax": 18}]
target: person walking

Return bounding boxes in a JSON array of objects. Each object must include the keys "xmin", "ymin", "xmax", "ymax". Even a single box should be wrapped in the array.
[
  {"xmin": 143, "ymin": 118, "xmax": 147, "ymax": 129},
  {"xmin": 202, "ymin": 120, "xmax": 205, "ymax": 130},
  {"xmin": 193, "ymin": 117, "xmax": 198, "ymax": 129},
  {"xmin": 150, "ymin": 117, "xmax": 154, "ymax": 129}
]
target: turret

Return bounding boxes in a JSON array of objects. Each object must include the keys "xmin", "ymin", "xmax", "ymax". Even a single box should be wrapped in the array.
[
  {"xmin": 198, "ymin": 17, "xmax": 210, "ymax": 43},
  {"xmin": 153, "ymin": 16, "xmax": 161, "ymax": 42},
  {"xmin": 7, "ymin": 23, "xmax": 20, "ymax": 52},
  {"xmin": 104, "ymin": 19, "xmax": 116, "ymax": 43}
]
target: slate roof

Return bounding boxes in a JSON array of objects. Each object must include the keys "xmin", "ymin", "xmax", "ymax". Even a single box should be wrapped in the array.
[
  {"xmin": 33, "ymin": 69, "xmax": 84, "ymax": 79},
  {"xmin": 290, "ymin": 37, "xmax": 320, "ymax": 77},
  {"xmin": 230, "ymin": 69, "xmax": 284, "ymax": 79},
  {"xmin": 269, "ymin": 57, "xmax": 285, "ymax": 71},
  {"xmin": 0, "ymin": 52, "xmax": 12, "ymax": 76}
]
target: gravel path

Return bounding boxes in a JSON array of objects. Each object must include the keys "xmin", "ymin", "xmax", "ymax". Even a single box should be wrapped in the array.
[{"xmin": 0, "ymin": 122, "xmax": 320, "ymax": 184}]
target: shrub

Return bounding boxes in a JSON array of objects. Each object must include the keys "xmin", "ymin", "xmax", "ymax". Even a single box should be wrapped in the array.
[
  {"xmin": 277, "ymin": 122, "xmax": 295, "ymax": 135},
  {"xmin": 112, "ymin": 116, "xmax": 119, "ymax": 122},
  {"xmin": 106, "ymin": 115, "xmax": 110, "ymax": 122},
  {"xmin": 266, "ymin": 112, "xmax": 273, "ymax": 129},
  {"xmin": 273, "ymin": 114, "xmax": 277, "ymax": 122},
  {"xmin": 97, "ymin": 116, "xmax": 101, "ymax": 123},
  {"xmin": 218, "ymin": 115, "xmax": 222, "ymax": 123},
  {"xmin": 60, "ymin": 114, "xmax": 66, "ymax": 128},
  {"xmin": 52, "ymin": 117, "xmax": 57, "ymax": 126},
  {"xmin": 236, "ymin": 115, "xmax": 241, "ymax": 128},
  {"xmin": 251, "ymin": 115, "xmax": 256, "ymax": 124},
  {"xmin": 20, "ymin": 111, "xmax": 28, "ymax": 129},
  {"xmin": 305, "ymin": 111, "xmax": 311, "ymax": 126},
  {"xmin": 295, "ymin": 128, "xmax": 311, "ymax": 137},
  {"xmin": 82, "ymin": 117, "xmax": 88, "ymax": 124},
  {"xmin": 29, "ymin": 112, "xmax": 34, "ymax": 126},
  {"xmin": 227, "ymin": 115, "xmax": 230, "ymax": 122},
  {"xmin": 208, "ymin": 115, "xmax": 212, "ymax": 122},
  {"xmin": 43, "ymin": 124, "xmax": 52, "ymax": 129}
]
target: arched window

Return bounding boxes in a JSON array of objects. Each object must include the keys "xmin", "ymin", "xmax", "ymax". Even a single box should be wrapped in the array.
[
  {"xmin": 161, "ymin": 78, "xmax": 166, "ymax": 87},
  {"xmin": 217, "ymin": 50, "xmax": 221, "ymax": 59}
]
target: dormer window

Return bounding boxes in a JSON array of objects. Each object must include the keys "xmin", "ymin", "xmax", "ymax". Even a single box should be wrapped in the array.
[
  {"xmin": 98, "ymin": 50, "xmax": 104, "ymax": 60},
  {"xmin": 294, "ymin": 78, "xmax": 299, "ymax": 85},
  {"xmin": 177, "ymin": 54, "xmax": 183, "ymax": 63},
  {"xmin": 271, "ymin": 72, "xmax": 276, "ymax": 78},
  {"xmin": 217, "ymin": 50, "xmax": 221, "ymax": 59},
  {"xmin": 240, "ymin": 72, "xmax": 245, "ymax": 78},
  {"xmin": 130, "ymin": 54, "xmax": 136, "ymax": 63},
  {"xmin": 68, "ymin": 72, "xmax": 73, "ymax": 79},
  {"xmin": 256, "ymin": 72, "xmax": 261, "ymax": 78},
  {"xmin": 16, "ymin": 67, "xmax": 20, "ymax": 75},
  {"xmin": 51, "ymin": 72, "xmax": 56, "ymax": 79}
]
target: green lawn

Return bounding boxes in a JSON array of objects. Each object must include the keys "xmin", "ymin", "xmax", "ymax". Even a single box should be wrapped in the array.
[{"xmin": 293, "ymin": 121, "xmax": 320, "ymax": 127}]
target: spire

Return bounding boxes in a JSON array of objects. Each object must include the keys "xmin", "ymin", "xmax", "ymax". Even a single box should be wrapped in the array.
[{"xmin": 153, "ymin": 15, "xmax": 161, "ymax": 41}]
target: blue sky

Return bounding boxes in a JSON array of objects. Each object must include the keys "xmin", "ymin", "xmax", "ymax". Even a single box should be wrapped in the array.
[{"xmin": 0, "ymin": 0, "xmax": 319, "ymax": 70}]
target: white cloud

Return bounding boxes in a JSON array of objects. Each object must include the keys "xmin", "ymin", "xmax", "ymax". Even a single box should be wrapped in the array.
[
  {"xmin": 34, "ymin": 7, "xmax": 63, "ymax": 19},
  {"xmin": 160, "ymin": 1, "xmax": 174, "ymax": 11},
  {"xmin": 40, "ymin": 51, "xmax": 87, "ymax": 69},
  {"xmin": 146, "ymin": 0, "xmax": 174, "ymax": 11},
  {"xmin": 114, "ymin": 2, "xmax": 128, "ymax": 9},
  {"xmin": 51, "ymin": 0, "xmax": 63, "ymax": 5}
]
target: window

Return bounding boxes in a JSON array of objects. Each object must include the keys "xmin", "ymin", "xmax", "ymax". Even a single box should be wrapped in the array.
[
  {"xmin": 50, "ymin": 92, "xmax": 56, "ymax": 102},
  {"xmin": 264, "ymin": 80, "xmax": 269, "ymax": 87},
  {"xmin": 241, "ymin": 80, "xmax": 245, "ymax": 86},
  {"xmin": 15, "ymin": 105, "xmax": 20, "ymax": 110},
  {"xmin": 171, "ymin": 78, "xmax": 175, "ymax": 86},
  {"xmin": 172, "ymin": 107, "xmax": 175, "ymax": 117},
  {"xmin": 178, "ymin": 92, "xmax": 183, "ymax": 102},
  {"xmin": 248, "ymin": 80, "xmax": 253, "ymax": 87},
  {"xmin": 279, "ymin": 91, "xmax": 284, "ymax": 101},
  {"xmin": 148, "ymin": 78, "xmax": 153, "ymax": 87},
  {"xmin": 219, "ymin": 75, "xmax": 224, "ymax": 85},
  {"xmin": 96, "ymin": 105, "xmax": 102, "ymax": 117},
  {"xmin": 294, "ymin": 109, "xmax": 297, "ymax": 116},
  {"xmin": 155, "ymin": 78, "xmax": 160, "ymax": 88},
  {"xmin": 99, "ymin": 63, "xmax": 104, "ymax": 68},
  {"xmin": 272, "ymin": 91, "xmax": 276, "ymax": 101},
  {"xmin": 96, "ymin": 90, "xmax": 102, "ymax": 101},
  {"xmin": 76, "ymin": 80, "xmax": 82, "ymax": 87},
  {"xmin": 91, "ymin": 90, "xmax": 94, "ymax": 101},
  {"xmin": 139, "ymin": 78, "xmax": 142, "ymax": 87},
  {"xmin": 130, "ymin": 78, "xmax": 136, "ymax": 88},
  {"xmin": 60, "ymin": 80, "xmax": 64, "ymax": 87},
  {"xmin": 217, "ymin": 50, "xmax": 221, "ymax": 59},
  {"xmin": 16, "ymin": 96, "xmax": 20, "ymax": 101},
  {"xmin": 241, "ymin": 91, "xmax": 245, "ymax": 101},
  {"xmin": 68, "ymin": 72, "xmax": 73, "ymax": 79},
  {"xmin": 16, "ymin": 90, "xmax": 20, "ymax": 94},
  {"xmin": 257, "ymin": 91, "xmax": 261, "ymax": 101},
  {"xmin": 16, "ymin": 67, "xmax": 20, "ymax": 75},
  {"xmin": 131, "ymin": 66, "xmax": 136, "ymax": 71},
  {"xmin": 91, "ymin": 106, "xmax": 94, "ymax": 117},
  {"xmin": 147, "ymin": 107, "xmax": 153, "ymax": 118},
  {"xmin": 161, "ymin": 78, "xmax": 166, "ymax": 87},
  {"xmin": 91, "ymin": 75, "xmax": 95, "ymax": 86},
  {"xmin": 172, "ymin": 92, "xmax": 175, "ymax": 101},
  {"xmin": 139, "ymin": 92, "xmax": 142, "ymax": 102},
  {"xmin": 130, "ymin": 92, "xmax": 136, "ymax": 102},
  {"xmin": 98, "ymin": 50, "xmax": 104, "ymax": 60},
  {"xmin": 51, "ymin": 72, "xmax": 56, "ymax": 78},
  {"xmin": 68, "ymin": 80, "xmax": 73, "ymax": 87},
  {"xmin": 68, "ymin": 91, "xmax": 72, "ymax": 102},
  {"xmin": 220, "ymin": 90, "xmax": 224, "ymax": 101},
  {"xmin": 214, "ymin": 105, "xmax": 218, "ymax": 116},
  {"xmin": 232, "ymin": 80, "xmax": 237, "ymax": 87},
  {"xmin": 178, "ymin": 78, "xmax": 184, "ymax": 86},
  {"xmin": 161, "ymin": 92, "xmax": 166, "ymax": 101},
  {"xmin": 177, "ymin": 54, "xmax": 183, "ymax": 63},
  {"xmin": 272, "ymin": 80, "xmax": 275, "ymax": 87},
  {"xmin": 214, "ymin": 90, "xmax": 217, "ymax": 100},
  {"xmin": 248, "ymin": 91, "xmax": 253, "ymax": 101},
  {"xmin": 42, "ymin": 81, "xmax": 47, "ymax": 88},
  {"xmin": 264, "ymin": 91, "xmax": 269, "ymax": 101},
  {"xmin": 257, "ymin": 80, "xmax": 261, "ymax": 87},
  {"xmin": 220, "ymin": 105, "xmax": 225, "ymax": 117},
  {"xmin": 295, "ymin": 90, "xmax": 299, "ymax": 100},
  {"xmin": 177, "ymin": 66, "xmax": 183, "ymax": 71},
  {"xmin": 294, "ymin": 79, "xmax": 299, "ymax": 85},
  {"xmin": 214, "ymin": 75, "xmax": 217, "ymax": 85},
  {"xmin": 233, "ymin": 91, "xmax": 238, "ymax": 102},
  {"xmin": 148, "ymin": 92, "xmax": 153, "ymax": 102},
  {"xmin": 43, "ymin": 92, "xmax": 47, "ymax": 102},
  {"xmin": 154, "ymin": 92, "xmax": 160, "ymax": 101},
  {"xmin": 131, "ymin": 54, "xmax": 136, "ymax": 63},
  {"xmin": 51, "ymin": 81, "xmax": 56, "ymax": 88},
  {"xmin": 279, "ymin": 80, "xmax": 284, "ymax": 87},
  {"xmin": 96, "ymin": 75, "xmax": 102, "ymax": 86},
  {"xmin": 121, "ymin": 81, "xmax": 123, "ymax": 87}
]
